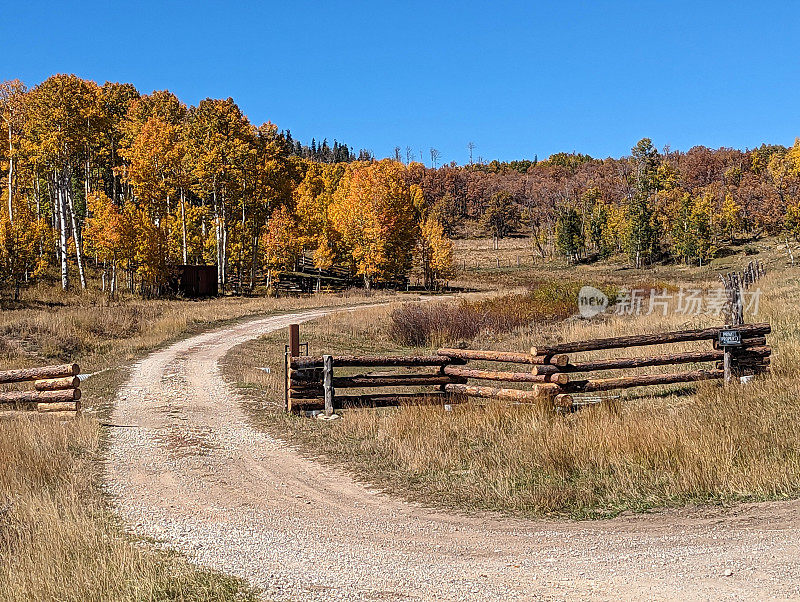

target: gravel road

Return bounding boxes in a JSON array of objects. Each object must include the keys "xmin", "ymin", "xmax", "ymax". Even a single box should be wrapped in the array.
[{"xmin": 107, "ymin": 306, "xmax": 800, "ymax": 601}]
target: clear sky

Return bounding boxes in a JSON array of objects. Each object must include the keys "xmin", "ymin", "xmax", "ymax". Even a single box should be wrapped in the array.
[{"xmin": 2, "ymin": 1, "xmax": 799, "ymax": 164}]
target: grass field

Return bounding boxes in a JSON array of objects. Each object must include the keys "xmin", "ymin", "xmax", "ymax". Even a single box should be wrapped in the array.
[
  {"xmin": 0, "ymin": 284, "xmax": 397, "ymax": 601},
  {"xmin": 1, "ymin": 236, "xmax": 796, "ymax": 598},
  {"xmin": 223, "ymin": 255, "xmax": 800, "ymax": 519}
]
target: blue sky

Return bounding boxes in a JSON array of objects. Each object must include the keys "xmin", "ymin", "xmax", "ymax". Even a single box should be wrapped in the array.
[{"xmin": 2, "ymin": 1, "xmax": 799, "ymax": 164}]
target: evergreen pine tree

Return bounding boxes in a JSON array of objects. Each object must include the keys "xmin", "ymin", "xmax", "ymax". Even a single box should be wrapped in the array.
[{"xmin": 626, "ymin": 138, "xmax": 661, "ymax": 267}]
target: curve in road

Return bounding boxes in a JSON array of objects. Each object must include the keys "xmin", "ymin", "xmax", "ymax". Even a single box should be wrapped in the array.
[{"xmin": 107, "ymin": 306, "xmax": 800, "ymax": 601}]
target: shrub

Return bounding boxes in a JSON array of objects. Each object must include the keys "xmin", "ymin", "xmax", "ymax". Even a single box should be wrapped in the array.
[{"xmin": 389, "ymin": 282, "xmax": 586, "ymax": 347}]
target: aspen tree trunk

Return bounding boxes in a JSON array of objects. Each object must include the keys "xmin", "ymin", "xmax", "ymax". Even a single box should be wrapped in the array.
[
  {"xmin": 51, "ymin": 178, "xmax": 59, "ymax": 265},
  {"xmin": 35, "ymin": 176, "xmax": 41, "ymax": 221},
  {"xmin": 165, "ymin": 193, "xmax": 171, "ymax": 266},
  {"xmin": 57, "ymin": 173, "xmax": 69, "ymax": 290},
  {"xmin": 111, "ymin": 143, "xmax": 117, "ymax": 202},
  {"xmin": 213, "ymin": 183, "xmax": 222, "ymax": 289},
  {"xmin": 66, "ymin": 185, "xmax": 87, "ymax": 289},
  {"xmin": 85, "ymin": 156, "xmax": 90, "ymax": 201},
  {"xmin": 239, "ymin": 202, "xmax": 246, "ymax": 295},
  {"xmin": 250, "ymin": 229, "xmax": 259, "ymax": 291},
  {"xmin": 7, "ymin": 121, "xmax": 12, "ymax": 222},
  {"xmin": 180, "ymin": 188, "xmax": 187, "ymax": 264},
  {"xmin": 221, "ymin": 193, "xmax": 228, "ymax": 291}
]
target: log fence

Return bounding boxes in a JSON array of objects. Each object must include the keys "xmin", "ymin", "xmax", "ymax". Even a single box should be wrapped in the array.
[
  {"xmin": 720, "ymin": 259, "xmax": 766, "ymax": 326},
  {"xmin": 285, "ymin": 322, "xmax": 771, "ymax": 413},
  {"xmin": 0, "ymin": 363, "xmax": 82, "ymax": 416}
]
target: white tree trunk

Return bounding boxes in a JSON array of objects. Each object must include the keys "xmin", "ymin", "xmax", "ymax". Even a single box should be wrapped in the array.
[
  {"xmin": 57, "ymin": 174, "xmax": 69, "ymax": 290},
  {"xmin": 221, "ymin": 193, "xmax": 227, "ymax": 290},
  {"xmin": 180, "ymin": 188, "xmax": 187, "ymax": 264},
  {"xmin": 66, "ymin": 185, "xmax": 87, "ymax": 289},
  {"xmin": 213, "ymin": 183, "xmax": 223, "ymax": 289},
  {"xmin": 250, "ymin": 230, "xmax": 259, "ymax": 291},
  {"xmin": 7, "ymin": 121, "xmax": 13, "ymax": 222}
]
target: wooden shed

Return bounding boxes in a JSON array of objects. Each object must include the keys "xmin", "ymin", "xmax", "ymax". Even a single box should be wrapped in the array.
[{"xmin": 174, "ymin": 265, "xmax": 218, "ymax": 297}]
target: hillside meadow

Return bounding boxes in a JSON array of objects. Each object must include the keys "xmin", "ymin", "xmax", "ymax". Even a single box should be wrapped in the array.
[
  {"xmin": 0, "ymin": 236, "xmax": 795, "ymax": 599},
  {"xmin": 223, "ymin": 259, "xmax": 799, "ymax": 519}
]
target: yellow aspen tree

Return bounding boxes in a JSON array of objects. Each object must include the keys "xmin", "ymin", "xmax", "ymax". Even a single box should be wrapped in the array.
[
  {"xmin": 719, "ymin": 193, "xmax": 743, "ymax": 242},
  {"xmin": 24, "ymin": 75, "xmax": 100, "ymax": 290},
  {"xmin": 689, "ymin": 194, "xmax": 717, "ymax": 265},
  {"xmin": 99, "ymin": 82, "xmax": 140, "ymax": 203},
  {"xmin": 330, "ymin": 159, "xmax": 419, "ymax": 288},
  {"xmin": 261, "ymin": 205, "xmax": 300, "ymax": 289},
  {"xmin": 131, "ymin": 206, "xmax": 169, "ymax": 294},
  {"xmin": 85, "ymin": 191, "xmax": 127, "ymax": 294},
  {"xmin": 0, "ymin": 200, "xmax": 50, "ymax": 299},
  {"xmin": 0, "ymin": 79, "xmax": 27, "ymax": 223},
  {"xmin": 418, "ymin": 214, "xmax": 453, "ymax": 289},
  {"xmin": 294, "ymin": 161, "xmax": 344, "ymax": 269},
  {"xmin": 186, "ymin": 98, "xmax": 256, "ymax": 291},
  {"xmin": 604, "ymin": 203, "xmax": 629, "ymax": 254},
  {"xmin": 124, "ymin": 115, "xmax": 186, "ymax": 220}
]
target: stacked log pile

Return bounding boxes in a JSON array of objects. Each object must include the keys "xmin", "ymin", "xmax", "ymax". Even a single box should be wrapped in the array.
[{"xmin": 0, "ymin": 363, "xmax": 82, "ymax": 415}]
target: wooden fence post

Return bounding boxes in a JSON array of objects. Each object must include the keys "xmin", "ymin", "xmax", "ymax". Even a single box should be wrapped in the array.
[
  {"xmin": 723, "ymin": 346, "xmax": 732, "ymax": 384},
  {"xmin": 722, "ymin": 324, "xmax": 732, "ymax": 384},
  {"xmin": 289, "ymin": 324, "xmax": 300, "ymax": 358},
  {"xmin": 323, "ymin": 354, "xmax": 334, "ymax": 416}
]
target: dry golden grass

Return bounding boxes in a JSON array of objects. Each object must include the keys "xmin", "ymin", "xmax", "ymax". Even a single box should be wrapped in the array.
[
  {"xmin": 0, "ymin": 285, "xmax": 395, "ymax": 600},
  {"xmin": 0, "ymin": 284, "xmax": 393, "ymax": 373},
  {"xmin": 446, "ymin": 232, "xmax": 784, "ymax": 291},
  {"xmin": 0, "ymin": 414, "xmax": 258, "ymax": 601},
  {"xmin": 224, "ymin": 266, "xmax": 800, "ymax": 519}
]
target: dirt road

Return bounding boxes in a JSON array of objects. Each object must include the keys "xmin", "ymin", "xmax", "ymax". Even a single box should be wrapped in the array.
[{"xmin": 107, "ymin": 306, "xmax": 800, "ymax": 601}]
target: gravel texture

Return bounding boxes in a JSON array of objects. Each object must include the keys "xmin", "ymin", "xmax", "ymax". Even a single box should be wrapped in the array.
[{"xmin": 107, "ymin": 306, "xmax": 800, "ymax": 601}]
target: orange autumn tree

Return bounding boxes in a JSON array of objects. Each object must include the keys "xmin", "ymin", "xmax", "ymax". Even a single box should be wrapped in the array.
[
  {"xmin": 294, "ymin": 161, "xmax": 345, "ymax": 270},
  {"xmin": 419, "ymin": 213, "xmax": 453, "ymax": 289},
  {"xmin": 261, "ymin": 205, "xmax": 300, "ymax": 289},
  {"xmin": 125, "ymin": 114, "xmax": 187, "ymax": 223},
  {"xmin": 0, "ymin": 200, "xmax": 50, "ymax": 299},
  {"xmin": 330, "ymin": 159, "xmax": 419, "ymax": 288},
  {"xmin": 84, "ymin": 191, "xmax": 128, "ymax": 294}
]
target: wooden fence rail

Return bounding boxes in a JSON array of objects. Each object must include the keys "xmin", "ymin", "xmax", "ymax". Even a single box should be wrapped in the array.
[
  {"xmin": 529, "ymin": 323, "xmax": 771, "ymax": 356},
  {"xmin": 0, "ymin": 363, "xmax": 82, "ymax": 415},
  {"xmin": 290, "ymin": 355, "xmax": 456, "ymax": 370},
  {"xmin": 436, "ymin": 348, "xmax": 569, "ymax": 366},
  {"xmin": 285, "ymin": 322, "xmax": 771, "ymax": 414}
]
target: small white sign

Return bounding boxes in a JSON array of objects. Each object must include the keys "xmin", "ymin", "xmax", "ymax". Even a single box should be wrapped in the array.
[{"xmin": 718, "ymin": 330, "xmax": 742, "ymax": 346}]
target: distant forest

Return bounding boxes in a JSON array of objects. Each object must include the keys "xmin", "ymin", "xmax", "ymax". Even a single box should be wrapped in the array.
[
  {"xmin": 283, "ymin": 131, "xmax": 373, "ymax": 163},
  {"xmin": 1, "ymin": 74, "xmax": 800, "ymax": 298}
]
